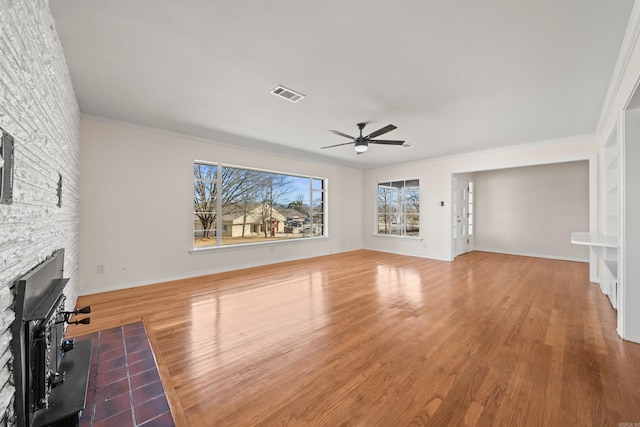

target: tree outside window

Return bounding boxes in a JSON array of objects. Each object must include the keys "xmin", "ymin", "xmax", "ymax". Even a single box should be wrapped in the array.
[{"xmin": 377, "ymin": 179, "xmax": 419, "ymax": 237}]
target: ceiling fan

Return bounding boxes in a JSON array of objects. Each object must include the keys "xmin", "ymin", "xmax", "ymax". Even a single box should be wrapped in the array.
[{"xmin": 321, "ymin": 122, "xmax": 405, "ymax": 154}]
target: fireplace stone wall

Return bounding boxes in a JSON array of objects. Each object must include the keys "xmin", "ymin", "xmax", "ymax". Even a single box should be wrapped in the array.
[{"xmin": 0, "ymin": 1, "xmax": 80, "ymax": 424}]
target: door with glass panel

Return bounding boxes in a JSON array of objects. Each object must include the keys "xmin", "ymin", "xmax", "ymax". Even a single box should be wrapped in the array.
[{"xmin": 452, "ymin": 177, "xmax": 473, "ymax": 257}]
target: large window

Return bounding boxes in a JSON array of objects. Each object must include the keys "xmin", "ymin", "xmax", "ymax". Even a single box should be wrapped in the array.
[
  {"xmin": 194, "ymin": 163, "xmax": 325, "ymax": 248},
  {"xmin": 377, "ymin": 179, "xmax": 419, "ymax": 237}
]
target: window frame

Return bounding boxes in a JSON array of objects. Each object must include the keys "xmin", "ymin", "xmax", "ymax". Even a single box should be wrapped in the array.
[
  {"xmin": 193, "ymin": 161, "xmax": 327, "ymax": 250},
  {"xmin": 375, "ymin": 179, "xmax": 420, "ymax": 238}
]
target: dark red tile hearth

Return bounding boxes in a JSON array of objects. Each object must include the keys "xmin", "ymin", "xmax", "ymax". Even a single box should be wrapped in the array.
[
  {"xmin": 96, "ymin": 365, "xmax": 128, "ymax": 387},
  {"xmin": 126, "ymin": 338, "xmax": 152, "ymax": 354},
  {"xmin": 134, "ymin": 395, "xmax": 171, "ymax": 425},
  {"xmin": 99, "ymin": 354, "xmax": 127, "ymax": 372},
  {"xmin": 128, "ymin": 348, "xmax": 153, "ymax": 364},
  {"xmin": 94, "ymin": 392, "xmax": 131, "ymax": 422},
  {"xmin": 95, "ymin": 377, "xmax": 129, "ymax": 402},
  {"xmin": 139, "ymin": 411, "xmax": 174, "ymax": 427},
  {"xmin": 74, "ymin": 323, "xmax": 175, "ymax": 427},
  {"xmin": 129, "ymin": 356, "xmax": 158, "ymax": 376},
  {"xmin": 98, "ymin": 346, "xmax": 126, "ymax": 363},
  {"xmin": 130, "ymin": 368, "xmax": 162, "ymax": 390},
  {"xmin": 132, "ymin": 381, "xmax": 166, "ymax": 407},
  {"xmin": 93, "ymin": 409, "xmax": 135, "ymax": 427}
]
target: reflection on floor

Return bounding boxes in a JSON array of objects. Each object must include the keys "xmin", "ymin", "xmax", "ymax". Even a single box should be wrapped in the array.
[{"xmin": 75, "ymin": 322, "xmax": 174, "ymax": 427}]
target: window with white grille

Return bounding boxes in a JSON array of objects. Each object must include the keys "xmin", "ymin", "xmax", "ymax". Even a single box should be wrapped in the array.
[{"xmin": 377, "ymin": 179, "xmax": 420, "ymax": 237}]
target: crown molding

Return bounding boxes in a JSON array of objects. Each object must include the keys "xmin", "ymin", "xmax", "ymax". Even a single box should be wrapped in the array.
[{"xmin": 597, "ymin": 1, "xmax": 640, "ymax": 135}]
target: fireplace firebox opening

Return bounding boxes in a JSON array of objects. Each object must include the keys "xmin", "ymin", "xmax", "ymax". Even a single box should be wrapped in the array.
[{"xmin": 11, "ymin": 249, "xmax": 92, "ymax": 427}]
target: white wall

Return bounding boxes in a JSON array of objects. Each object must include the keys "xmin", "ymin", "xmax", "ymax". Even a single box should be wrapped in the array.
[
  {"xmin": 473, "ymin": 161, "xmax": 589, "ymax": 261},
  {"xmin": 78, "ymin": 118, "xmax": 363, "ymax": 294},
  {"xmin": 0, "ymin": 1, "xmax": 80, "ymax": 422},
  {"xmin": 363, "ymin": 137, "xmax": 598, "ymax": 261}
]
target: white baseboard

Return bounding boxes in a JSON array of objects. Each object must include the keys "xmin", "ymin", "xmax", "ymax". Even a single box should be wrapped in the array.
[
  {"xmin": 79, "ymin": 246, "xmax": 360, "ymax": 296},
  {"xmin": 471, "ymin": 247, "xmax": 589, "ymax": 263}
]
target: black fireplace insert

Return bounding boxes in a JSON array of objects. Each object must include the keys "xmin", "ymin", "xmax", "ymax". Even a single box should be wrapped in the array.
[{"xmin": 12, "ymin": 249, "xmax": 92, "ymax": 427}]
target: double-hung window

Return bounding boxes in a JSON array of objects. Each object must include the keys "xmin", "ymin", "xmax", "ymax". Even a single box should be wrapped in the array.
[
  {"xmin": 377, "ymin": 179, "xmax": 419, "ymax": 237},
  {"xmin": 194, "ymin": 162, "xmax": 326, "ymax": 248}
]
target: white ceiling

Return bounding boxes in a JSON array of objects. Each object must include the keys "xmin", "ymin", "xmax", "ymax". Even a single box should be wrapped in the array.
[{"xmin": 50, "ymin": 0, "xmax": 634, "ymax": 169}]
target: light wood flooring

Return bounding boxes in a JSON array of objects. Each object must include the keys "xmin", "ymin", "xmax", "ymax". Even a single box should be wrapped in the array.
[{"xmin": 67, "ymin": 250, "xmax": 640, "ymax": 426}]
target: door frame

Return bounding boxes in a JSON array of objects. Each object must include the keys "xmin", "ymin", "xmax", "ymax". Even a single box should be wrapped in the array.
[{"xmin": 451, "ymin": 175, "xmax": 473, "ymax": 259}]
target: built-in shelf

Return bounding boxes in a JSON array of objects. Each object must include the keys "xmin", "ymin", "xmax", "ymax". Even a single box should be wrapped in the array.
[
  {"xmin": 597, "ymin": 126, "xmax": 620, "ymax": 307},
  {"xmin": 604, "ymin": 259, "xmax": 618, "ymax": 279},
  {"xmin": 571, "ymin": 232, "xmax": 619, "ymax": 279},
  {"xmin": 570, "ymin": 232, "xmax": 618, "ymax": 248}
]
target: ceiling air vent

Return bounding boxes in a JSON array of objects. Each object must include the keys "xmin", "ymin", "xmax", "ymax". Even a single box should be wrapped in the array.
[{"xmin": 270, "ymin": 85, "xmax": 305, "ymax": 103}]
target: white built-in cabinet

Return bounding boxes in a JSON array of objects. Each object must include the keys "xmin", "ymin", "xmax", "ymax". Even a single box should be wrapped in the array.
[
  {"xmin": 603, "ymin": 127, "xmax": 620, "ymax": 308},
  {"xmin": 571, "ymin": 100, "xmax": 640, "ymax": 344},
  {"xmin": 620, "ymin": 106, "xmax": 640, "ymax": 343},
  {"xmin": 571, "ymin": 128, "xmax": 619, "ymax": 307}
]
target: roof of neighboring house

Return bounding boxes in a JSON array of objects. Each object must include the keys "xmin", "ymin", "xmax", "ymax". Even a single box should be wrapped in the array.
[
  {"xmin": 279, "ymin": 208, "xmax": 308, "ymax": 219},
  {"xmin": 221, "ymin": 203, "xmax": 287, "ymax": 224}
]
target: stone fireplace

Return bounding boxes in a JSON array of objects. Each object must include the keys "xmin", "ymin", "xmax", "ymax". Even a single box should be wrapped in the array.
[{"xmin": 0, "ymin": 0, "xmax": 82, "ymax": 425}]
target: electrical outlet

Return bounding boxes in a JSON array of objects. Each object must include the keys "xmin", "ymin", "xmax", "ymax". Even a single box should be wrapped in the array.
[{"xmin": 97, "ymin": 264, "xmax": 105, "ymax": 274}]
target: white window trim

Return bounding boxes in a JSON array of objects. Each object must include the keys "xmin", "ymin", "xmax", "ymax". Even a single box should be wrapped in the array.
[
  {"xmin": 375, "ymin": 179, "xmax": 420, "ymax": 238},
  {"xmin": 192, "ymin": 161, "xmax": 327, "ymax": 251}
]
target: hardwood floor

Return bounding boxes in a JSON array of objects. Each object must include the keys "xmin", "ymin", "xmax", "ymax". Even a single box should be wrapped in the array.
[{"xmin": 67, "ymin": 250, "xmax": 640, "ymax": 426}]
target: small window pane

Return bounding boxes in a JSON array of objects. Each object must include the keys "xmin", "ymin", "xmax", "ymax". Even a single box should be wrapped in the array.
[{"xmin": 193, "ymin": 213, "xmax": 216, "ymax": 247}]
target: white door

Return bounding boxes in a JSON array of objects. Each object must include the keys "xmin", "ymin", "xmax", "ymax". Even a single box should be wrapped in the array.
[{"xmin": 452, "ymin": 177, "xmax": 473, "ymax": 257}]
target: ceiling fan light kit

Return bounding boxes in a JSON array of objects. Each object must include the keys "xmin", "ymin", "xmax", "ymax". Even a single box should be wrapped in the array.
[
  {"xmin": 354, "ymin": 140, "xmax": 368, "ymax": 153},
  {"xmin": 321, "ymin": 122, "xmax": 406, "ymax": 155}
]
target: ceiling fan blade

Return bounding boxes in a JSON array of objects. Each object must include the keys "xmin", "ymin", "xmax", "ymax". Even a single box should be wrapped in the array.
[
  {"xmin": 366, "ymin": 124, "xmax": 397, "ymax": 139},
  {"xmin": 320, "ymin": 141, "xmax": 354, "ymax": 149},
  {"xmin": 369, "ymin": 140, "xmax": 405, "ymax": 145},
  {"xmin": 330, "ymin": 130, "xmax": 355, "ymax": 140}
]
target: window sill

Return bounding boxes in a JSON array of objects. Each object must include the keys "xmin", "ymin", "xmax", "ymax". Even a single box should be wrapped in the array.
[
  {"xmin": 371, "ymin": 234, "xmax": 421, "ymax": 241},
  {"xmin": 189, "ymin": 235, "xmax": 329, "ymax": 255}
]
